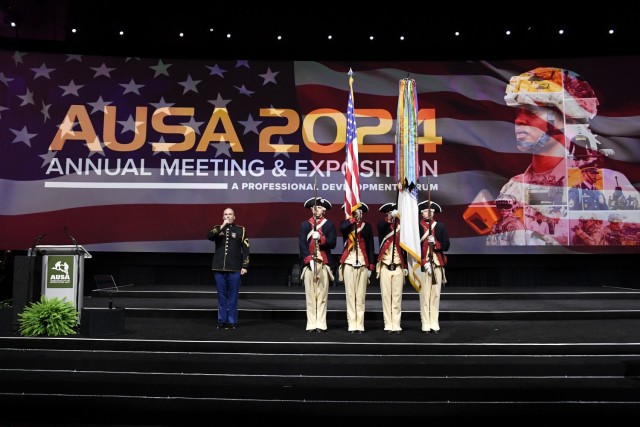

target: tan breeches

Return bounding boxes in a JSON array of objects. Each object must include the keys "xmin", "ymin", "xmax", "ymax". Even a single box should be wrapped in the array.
[
  {"xmin": 343, "ymin": 264, "xmax": 368, "ymax": 331},
  {"xmin": 379, "ymin": 265, "xmax": 404, "ymax": 331},
  {"xmin": 418, "ymin": 266, "xmax": 443, "ymax": 331},
  {"xmin": 302, "ymin": 264, "xmax": 331, "ymax": 330}
]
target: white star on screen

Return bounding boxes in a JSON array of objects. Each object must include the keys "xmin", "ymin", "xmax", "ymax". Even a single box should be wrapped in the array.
[
  {"xmin": 87, "ymin": 96, "xmax": 113, "ymax": 114},
  {"xmin": 17, "ymin": 88, "xmax": 35, "ymax": 106},
  {"xmin": 120, "ymin": 78, "xmax": 145, "ymax": 95},
  {"xmin": 150, "ymin": 97, "xmax": 175, "ymax": 109},
  {"xmin": 150, "ymin": 60, "xmax": 172, "ymax": 77},
  {"xmin": 31, "ymin": 63, "xmax": 56, "ymax": 80},
  {"xmin": 91, "ymin": 63, "xmax": 116, "ymax": 78},
  {"xmin": 259, "ymin": 67, "xmax": 279, "ymax": 85},
  {"xmin": 178, "ymin": 75, "xmax": 201, "ymax": 94},
  {"xmin": 206, "ymin": 64, "xmax": 226, "ymax": 77},
  {"xmin": 10, "ymin": 126, "xmax": 38, "ymax": 147},
  {"xmin": 238, "ymin": 114, "xmax": 262, "ymax": 135},
  {"xmin": 59, "ymin": 80, "xmax": 84, "ymax": 97},
  {"xmin": 40, "ymin": 101, "xmax": 51, "ymax": 122},
  {"xmin": 235, "ymin": 84, "xmax": 254, "ymax": 97},
  {"xmin": 117, "ymin": 115, "xmax": 145, "ymax": 134},
  {"xmin": 209, "ymin": 93, "xmax": 231, "ymax": 109},
  {"xmin": 0, "ymin": 72, "xmax": 14, "ymax": 86}
]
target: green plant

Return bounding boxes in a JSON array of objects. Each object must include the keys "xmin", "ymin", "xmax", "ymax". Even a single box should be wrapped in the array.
[{"xmin": 18, "ymin": 296, "xmax": 78, "ymax": 337}]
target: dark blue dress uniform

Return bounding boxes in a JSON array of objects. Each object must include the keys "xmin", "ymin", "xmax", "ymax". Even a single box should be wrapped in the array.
[
  {"xmin": 207, "ymin": 223, "xmax": 249, "ymax": 328},
  {"xmin": 568, "ymin": 183, "xmax": 609, "ymax": 210}
]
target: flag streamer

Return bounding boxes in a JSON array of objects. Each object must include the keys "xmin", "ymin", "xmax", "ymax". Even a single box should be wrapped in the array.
[{"xmin": 395, "ymin": 78, "xmax": 422, "ymax": 292}]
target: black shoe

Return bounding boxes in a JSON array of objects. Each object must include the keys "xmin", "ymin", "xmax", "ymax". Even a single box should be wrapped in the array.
[
  {"xmin": 228, "ymin": 324, "xmax": 237, "ymax": 330},
  {"xmin": 431, "ymin": 329, "xmax": 439, "ymax": 334},
  {"xmin": 307, "ymin": 329, "xmax": 315, "ymax": 333},
  {"xmin": 316, "ymin": 328, "xmax": 325, "ymax": 333},
  {"xmin": 217, "ymin": 323, "xmax": 225, "ymax": 329},
  {"xmin": 357, "ymin": 330, "xmax": 364, "ymax": 334},
  {"xmin": 386, "ymin": 330, "xmax": 393, "ymax": 334},
  {"xmin": 394, "ymin": 330, "xmax": 402, "ymax": 334},
  {"xmin": 348, "ymin": 330, "xmax": 356, "ymax": 334}
]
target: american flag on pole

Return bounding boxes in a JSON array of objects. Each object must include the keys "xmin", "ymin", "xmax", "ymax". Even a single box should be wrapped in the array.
[
  {"xmin": 396, "ymin": 77, "xmax": 423, "ymax": 292},
  {"xmin": 343, "ymin": 68, "xmax": 361, "ymax": 220}
]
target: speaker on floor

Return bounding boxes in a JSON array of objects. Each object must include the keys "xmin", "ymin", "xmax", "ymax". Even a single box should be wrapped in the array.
[
  {"xmin": 12, "ymin": 256, "xmax": 40, "ymax": 327},
  {"xmin": 288, "ymin": 263, "xmax": 302, "ymax": 286},
  {"xmin": 80, "ymin": 308, "xmax": 125, "ymax": 337}
]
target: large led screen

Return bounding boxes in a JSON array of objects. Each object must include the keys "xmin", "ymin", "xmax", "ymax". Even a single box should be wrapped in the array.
[{"xmin": 1, "ymin": 51, "xmax": 638, "ymax": 254}]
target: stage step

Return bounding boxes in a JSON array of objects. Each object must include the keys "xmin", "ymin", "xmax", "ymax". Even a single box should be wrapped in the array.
[
  {"xmin": 1, "ymin": 330, "xmax": 639, "ymax": 421},
  {"xmin": 84, "ymin": 285, "xmax": 640, "ymax": 321}
]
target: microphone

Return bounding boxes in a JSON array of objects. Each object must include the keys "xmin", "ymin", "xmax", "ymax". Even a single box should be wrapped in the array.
[
  {"xmin": 34, "ymin": 234, "xmax": 46, "ymax": 246},
  {"xmin": 29, "ymin": 234, "xmax": 47, "ymax": 256},
  {"xmin": 64, "ymin": 226, "xmax": 79, "ymax": 252}
]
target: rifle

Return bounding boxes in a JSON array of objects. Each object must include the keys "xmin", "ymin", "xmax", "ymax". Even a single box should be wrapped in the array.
[
  {"xmin": 312, "ymin": 176, "xmax": 319, "ymax": 283},
  {"xmin": 427, "ymin": 178, "xmax": 436, "ymax": 274},
  {"xmin": 389, "ymin": 205, "xmax": 397, "ymax": 271},
  {"xmin": 352, "ymin": 208, "xmax": 361, "ymax": 267}
]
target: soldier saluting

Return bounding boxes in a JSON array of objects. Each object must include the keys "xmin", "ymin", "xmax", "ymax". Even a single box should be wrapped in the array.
[{"xmin": 339, "ymin": 202, "xmax": 375, "ymax": 334}]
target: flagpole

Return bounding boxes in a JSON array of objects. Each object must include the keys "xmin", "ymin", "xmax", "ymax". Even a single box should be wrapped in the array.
[{"xmin": 345, "ymin": 68, "xmax": 361, "ymax": 266}]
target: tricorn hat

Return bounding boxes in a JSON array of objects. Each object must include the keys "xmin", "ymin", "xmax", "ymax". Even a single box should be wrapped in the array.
[
  {"xmin": 379, "ymin": 203, "xmax": 397, "ymax": 213},
  {"xmin": 341, "ymin": 202, "xmax": 369, "ymax": 213},
  {"xmin": 304, "ymin": 197, "xmax": 332, "ymax": 210},
  {"xmin": 417, "ymin": 200, "xmax": 442, "ymax": 213}
]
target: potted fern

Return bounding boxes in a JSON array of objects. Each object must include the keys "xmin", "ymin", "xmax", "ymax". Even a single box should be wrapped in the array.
[{"xmin": 18, "ymin": 296, "xmax": 79, "ymax": 337}]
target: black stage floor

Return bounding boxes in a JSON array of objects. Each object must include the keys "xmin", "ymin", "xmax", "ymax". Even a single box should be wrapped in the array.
[{"xmin": 1, "ymin": 284, "xmax": 640, "ymax": 425}]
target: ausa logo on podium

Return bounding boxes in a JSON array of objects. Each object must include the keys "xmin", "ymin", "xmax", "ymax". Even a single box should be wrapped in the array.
[{"xmin": 47, "ymin": 255, "xmax": 74, "ymax": 288}]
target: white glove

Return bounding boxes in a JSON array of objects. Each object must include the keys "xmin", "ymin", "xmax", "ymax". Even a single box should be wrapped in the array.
[
  {"xmin": 390, "ymin": 209, "xmax": 398, "ymax": 218},
  {"xmin": 309, "ymin": 260, "xmax": 315, "ymax": 272},
  {"xmin": 312, "ymin": 231, "xmax": 320, "ymax": 240},
  {"xmin": 367, "ymin": 270, "xmax": 372, "ymax": 278},
  {"xmin": 427, "ymin": 235, "xmax": 435, "ymax": 245},
  {"xmin": 403, "ymin": 268, "xmax": 408, "ymax": 276},
  {"xmin": 424, "ymin": 263, "xmax": 432, "ymax": 276}
]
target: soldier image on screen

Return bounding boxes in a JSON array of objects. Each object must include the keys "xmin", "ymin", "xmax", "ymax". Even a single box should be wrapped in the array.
[{"xmin": 485, "ymin": 66, "xmax": 640, "ymax": 246}]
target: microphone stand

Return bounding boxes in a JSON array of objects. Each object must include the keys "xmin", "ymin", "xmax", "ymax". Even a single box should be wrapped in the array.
[
  {"xmin": 30, "ymin": 234, "xmax": 46, "ymax": 257},
  {"xmin": 64, "ymin": 226, "xmax": 80, "ymax": 255}
]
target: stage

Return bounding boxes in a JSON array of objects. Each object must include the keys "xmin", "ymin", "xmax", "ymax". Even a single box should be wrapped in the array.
[{"xmin": 1, "ymin": 283, "xmax": 640, "ymax": 425}]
